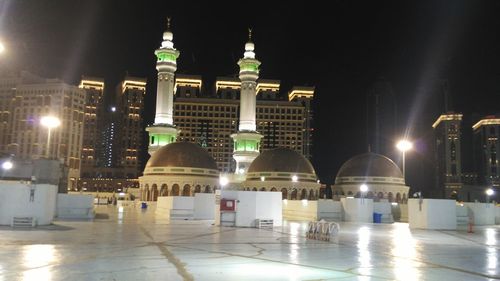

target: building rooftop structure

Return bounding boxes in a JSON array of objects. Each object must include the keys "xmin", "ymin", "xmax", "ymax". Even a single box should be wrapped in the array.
[
  {"xmin": 145, "ymin": 142, "xmax": 217, "ymax": 170},
  {"xmin": 247, "ymin": 147, "xmax": 315, "ymax": 175},
  {"xmin": 335, "ymin": 152, "xmax": 403, "ymax": 181}
]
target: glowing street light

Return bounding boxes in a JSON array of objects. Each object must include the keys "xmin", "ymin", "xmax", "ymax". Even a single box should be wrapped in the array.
[
  {"xmin": 0, "ymin": 42, "xmax": 5, "ymax": 54},
  {"xmin": 396, "ymin": 139, "xmax": 413, "ymax": 179},
  {"xmin": 360, "ymin": 184, "xmax": 368, "ymax": 202},
  {"xmin": 40, "ymin": 116, "xmax": 61, "ymax": 158},
  {"xmin": 2, "ymin": 160, "xmax": 13, "ymax": 170},
  {"xmin": 219, "ymin": 176, "xmax": 229, "ymax": 188},
  {"xmin": 485, "ymin": 188, "xmax": 494, "ymax": 203},
  {"xmin": 291, "ymin": 175, "xmax": 298, "ymax": 182}
]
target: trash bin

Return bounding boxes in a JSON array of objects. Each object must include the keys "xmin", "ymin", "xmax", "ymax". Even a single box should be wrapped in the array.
[
  {"xmin": 141, "ymin": 202, "xmax": 148, "ymax": 209},
  {"xmin": 373, "ymin": 212, "xmax": 382, "ymax": 223}
]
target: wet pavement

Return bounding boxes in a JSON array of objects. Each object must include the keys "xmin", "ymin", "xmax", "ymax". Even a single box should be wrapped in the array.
[{"xmin": 0, "ymin": 204, "xmax": 498, "ymax": 280}]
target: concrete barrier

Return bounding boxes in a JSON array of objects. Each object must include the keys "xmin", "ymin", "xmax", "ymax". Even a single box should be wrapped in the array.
[
  {"xmin": 57, "ymin": 194, "xmax": 94, "ymax": 219},
  {"xmin": 408, "ymin": 199, "xmax": 456, "ymax": 230}
]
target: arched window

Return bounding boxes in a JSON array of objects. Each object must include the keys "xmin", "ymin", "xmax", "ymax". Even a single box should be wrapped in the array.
[
  {"xmin": 260, "ymin": 187, "xmax": 266, "ymax": 191},
  {"xmin": 396, "ymin": 192, "xmax": 401, "ymax": 203},
  {"xmin": 194, "ymin": 185, "xmax": 201, "ymax": 193},
  {"xmin": 281, "ymin": 188, "xmax": 288, "ymax": 200},
  {"xmin": 143, "ymin": 184, "xmax": 150, "ymax": 201},
  {"xmin": 388, "ymin": 192, "xmax": 394, "ymax": 202},
  {"xmin": 377, "ymin": 192, "xmax": 384, "ymax": 199},
  {"xmin": 308, "ymin": 189, "xmax": 315, "ymax": 200},
  {"xmin": 172, "ymin": 184, "xmax": 180, "ymax": 196},
  {"xmin": 160, "ymin": 184, "xmax": 168, "ymax": 196},
  {"xmin": 291, "ymin": 189, "xmax": 298, "ymax": 200},
  {"xmin": 182, "ymin": 184, "xmax": 191, "ymax": 196},
  {"xmin": 151, "ymin": 184, "xmax": 159, "ymax": 201}
]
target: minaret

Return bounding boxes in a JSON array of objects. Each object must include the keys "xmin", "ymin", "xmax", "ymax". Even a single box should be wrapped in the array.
[
  {"xmin": 146, "ymin": 18, "xmax": 180, "ymax": 155},
  {"xmin": 231, "ymin": 29, "xmax": 263, "ymax": 175}
]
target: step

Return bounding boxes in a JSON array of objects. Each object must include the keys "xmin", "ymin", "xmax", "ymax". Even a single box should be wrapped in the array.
[
  {"xmin": 256, "ymin": 219, "xmax": 274, "ymax": 229},
  {"xmin": 11, "ymin": 217, "xmax": 36, "ymax": 228}
]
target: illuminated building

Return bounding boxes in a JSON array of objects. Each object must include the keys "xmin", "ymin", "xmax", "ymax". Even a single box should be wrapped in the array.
[
  {"xmin": 230, "ymin": 31, "xmax": 263, "ymax": 178},
  {"xmin": 332, "ymin": 152, "xmax": 410, "ymax": 202},
  {"xmin": 79, "ymin": 77, "xmax": 105, "ymax": 175},
  {"xmin": 118, "ymin": 77, "xmax": 146, "ymax": 178},
  {"xmin": 473, "ymin": 115, "xmax": 500, "ymax": 188},
  {"xmin": 0, "ymin": 71, "xmax": 86, "ymax": 190},
  {"xmin": 139, "ymin": 22, "xmax": 219, "ymax": 199},
  {"xmin": 288, "ymin": 86, "xmax": 314, "ymax": 160},
  {"xmin": 432, "ymin": 113, "xmax": 463, "ymax": 198},
  {"xmin": 172, "ymin": 77, "xmax": 313, "ymax": 173},
  {"xmin": 242, "ymin": 148, "xmax": 320, "ymax": 199},
  {"xmin": 77, "ymin": 76, "xmax": 146, "ymax": 193},
  {"xmin": 146, "ymin": 18, "xmax": 180, "ymax": 155}
]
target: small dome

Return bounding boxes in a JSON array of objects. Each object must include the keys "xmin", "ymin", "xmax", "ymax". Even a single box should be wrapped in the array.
[
  {"xmin": 336, "ymin": 152, "xmax": 403, "ymax": 181},
  {"xmin": 146, "ymin": 142, "xmax": 217, "ymax": 170},
  {"xmin": 248, "ymin": 148, "xmax": 316, "ymax": 175}
]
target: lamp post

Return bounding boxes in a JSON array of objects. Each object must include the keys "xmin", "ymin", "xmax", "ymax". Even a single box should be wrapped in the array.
[
  {"xmin": 485, "ymin": 188, "xmax": 494, "ymax": 203},
  {"xmin": 219, "ymin": 176, "xmax": 229, "ymax": 189},
  {"xmin": 360, "ymin": 183, "xmax": 368, "ymax": 203},
  {"xmin": 396, "ymin": 139, "xmax": 413, "ymax": 180},
  {"xmin": 1, "ymin": 160, "xmax": 13, "ymax": 179},
  {"xmin": 2, "ymin": 160, "xmax": 13, "ymax": 171},
  {"xmin": 40, "ymin": 116, "xmax": 61, "ymax": 158}
]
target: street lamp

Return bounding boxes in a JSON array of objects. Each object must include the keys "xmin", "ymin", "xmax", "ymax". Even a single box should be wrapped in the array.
[
  {"xmin": 485, "ymin": 188, "xmax": 494, "ymax": 203},
  {"xmin": 360, "ymin": 183, "xmax": 368, "ymax": 202},
  {"xmin": 1, "ymin": 160, "xmax": 13, "ymax": 180},
  {"xmin": 396, "ymin": 139, "xmax": 413, "ymax": 180},
  {"xmin": 40, "ymin": 116, "xmax": 61, "ymax": 158},
  {"xmin": 2, "ymin": 160, "xmax": 13, "ymax": 170},
  {"xmin": 219, "ymin": 176, "xmax": 228, "ymax": 189}
]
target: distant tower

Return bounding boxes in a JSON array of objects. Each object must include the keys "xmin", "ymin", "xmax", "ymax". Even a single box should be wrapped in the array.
[
  {"xmin": 472, "ymin": 116, "xmax": 500, "ymax": 188},
  {"xmin": 231, "ymin": 29, "xmax": 263, "ymax": 175},
  {"xmin": 432, "ymin": 113, "xmax": 463, "ymax": 199},
  {"xmin": 146, "ymin": 18, "xmax": 180, "ymax": 155}
]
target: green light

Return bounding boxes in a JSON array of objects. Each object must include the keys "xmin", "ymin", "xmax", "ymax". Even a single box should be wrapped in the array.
[
  {"xmin": 150, "ymin": 133, "xmax": 176, "ymax": 146},
  {"xmin": 156, "ymin": 52, "xmax": 178, "ymax": 62},
  {"xmin": 235, "ymin": 139, "xmax": 259, "ymax": 152},
  {"xmin": 240, "ymin": 62, "xmax": 259, "ymax": 72}
]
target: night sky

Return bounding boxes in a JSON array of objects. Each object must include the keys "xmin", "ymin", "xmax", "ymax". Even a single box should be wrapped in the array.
[{"xmin": 1, "ymin": 1, "xmax": 500, "ymax": 193}]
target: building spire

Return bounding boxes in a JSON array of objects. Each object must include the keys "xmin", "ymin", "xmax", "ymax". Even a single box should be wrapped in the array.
[
  {"xmin": 248, "ymin": 27, "xmax": 252, "ymax": 42},
  {"xmin": 146, "ymin": 19, "xmax": 180, "ymax": 155}
]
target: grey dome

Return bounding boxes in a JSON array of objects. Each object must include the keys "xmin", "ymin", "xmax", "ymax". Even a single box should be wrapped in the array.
[
  {"xmin": 248, "ymin": 148, "xmax": 316, "ymax": 175},
  {"xmin": 146, "ymin": 142, "xmax": 217, "ymax": 170},
  {"xmin": 336, "ymin": 152, "xmax": 403, "ymax": 180}
]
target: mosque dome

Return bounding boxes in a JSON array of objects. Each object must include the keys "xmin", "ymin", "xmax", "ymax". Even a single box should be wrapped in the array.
[
  {"xmin": 145, "ymin": 142, "xmax": 217, "ymax": 170},
  {"xmin": 335, "ymin": 152, "xmax": 403, "ymax": 184},
  {"xmin": 248, "ymin": 148, "xmax": 316, "ymax": 175}
]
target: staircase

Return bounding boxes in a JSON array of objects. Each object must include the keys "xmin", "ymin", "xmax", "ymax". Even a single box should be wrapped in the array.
[
  {"xmin": 256, "ymin": 219, "xmax": 274, "ymax": 229},
  {"xmin": 11, "ymin": 217, "xmax": 36, "ymax": 228}
]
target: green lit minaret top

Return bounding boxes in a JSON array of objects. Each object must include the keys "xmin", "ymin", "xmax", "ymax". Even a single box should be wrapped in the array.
[
  {"xmin": 237, "ymin": 28, "xmax": 261, "ymax": 77},
  {"xmin": 155, "ymin": 18, "xmax": 180, "ymax": 67}
]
